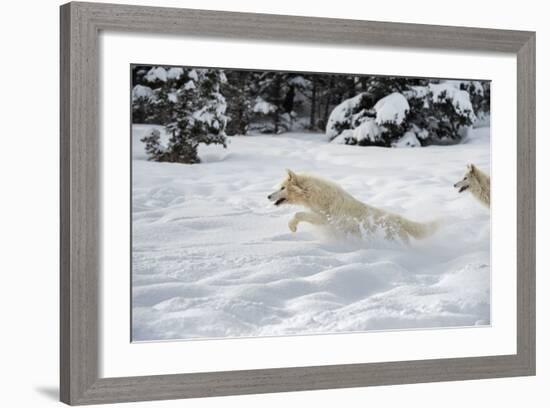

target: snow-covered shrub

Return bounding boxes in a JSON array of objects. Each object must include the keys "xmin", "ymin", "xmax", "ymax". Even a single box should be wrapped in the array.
[
  {"xmin": 443, "ymin": 80, "xmax": 489, "ymax": 118},
  {"xmin": 328, "ymin": 81, "xmax": 478, "ymax": 147},
  {"xmin": 370, "ymin": 92, "xmax": 410, "ymax": 144},
  {"xmin": 145, "ymin": 66, "xmax": 168, "ymax": 83},
  {"xmin": 331, "ymin": 129, "xmax": 355, "ymax": 145},
  {"xmin": 332, "ymin": 119, "xmax": 384, "ymax": 145},
  {"xmin": 141, "ymin": 128, "xmax": 164, "ymax": 160},
  {"xmin": 132, "ymin": 84, "xmax": 153, "ymax": 100},
  {"xmin": 374, "ymin": 92, "xmax": 410, "ymax": 125},
  {"xmin": 326, "ymin": 93, "xmax": 372, "ymax": 141},
  {"xmin": 429, "ymin": 83, "xmax": 476, "ymax": 122},
  {"xmin": 327, "ymin": 92, "xmax": 409, "ymax": 146},
  {"xmin": 392, "ymin": 131, "xmax": 421, "ymax": 148},
  {"xmin": 166, "ymin": 67, "xmax": 184, "ymax": 80},
  {"xmin": 406, "ymin": 82, "xmax": 476, "ymax": 143},
  {"xmin": 141, "ymin": 68, "xmax": 228, "ymax": 164}
]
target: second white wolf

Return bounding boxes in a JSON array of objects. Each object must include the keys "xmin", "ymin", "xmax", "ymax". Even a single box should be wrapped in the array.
[
  {"xmin": 268, "ymin": 170, "xmax": 438, "ymax": 243},
  {"xmin": 453, "ymin": 164, "xmax": 490, "ymax": 208}
]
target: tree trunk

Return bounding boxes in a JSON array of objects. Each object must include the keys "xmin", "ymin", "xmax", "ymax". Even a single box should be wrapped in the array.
[
  {"xmin": 310, "ymin": 77, "xmax": 317, "ymax": 129},
  {"xmin": 347, "ymin": 76, "xmax": 356, "ymax": 98},
  {"xmin": 360, "ymin": 76, "xmax": 367, "ymax": 91},
  {"xmin": 322, "ymin": 76, "xmax": 335, "ymax": 128},
  {"xmin": 272, "ymin": 74, "xmax": 282, "ymax": 133}
]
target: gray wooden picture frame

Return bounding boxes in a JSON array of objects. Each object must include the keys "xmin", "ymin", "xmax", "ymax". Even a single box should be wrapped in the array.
[{"xmin": 60, "ymin": 1, "xmax": 536, "ymax": 405}]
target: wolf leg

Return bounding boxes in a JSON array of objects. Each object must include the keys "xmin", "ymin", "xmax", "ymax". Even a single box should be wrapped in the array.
[
  {"xmin": 397, "ymin": 229, "xmax": 411, "ymax": 245},
  {"xmin": 289, "ymin": 212, "xmax": 327, "ymax": 232}
]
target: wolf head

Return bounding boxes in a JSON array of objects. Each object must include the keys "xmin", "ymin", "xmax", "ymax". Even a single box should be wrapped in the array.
[
  {"xmin": 267, "ymin": 169, "xmax": 306, "ymax": 206},
  {"xmin": 454, "ymin": 164, "xmax": 478, "ymax": 193}
]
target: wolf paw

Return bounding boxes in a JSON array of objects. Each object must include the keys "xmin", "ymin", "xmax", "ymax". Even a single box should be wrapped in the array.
[{"xmin": 288, "ymin": 219, "xmax": 298, "ymax": 232}]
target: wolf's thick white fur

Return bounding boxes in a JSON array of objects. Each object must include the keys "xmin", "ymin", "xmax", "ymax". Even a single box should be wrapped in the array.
[
  {"xmin": 454, "ymin": 164, "xmax": 490, "ymax": 208},
  {"xmin": 268, "ymin": 170, "xmax": 438, "ymax": 243}
]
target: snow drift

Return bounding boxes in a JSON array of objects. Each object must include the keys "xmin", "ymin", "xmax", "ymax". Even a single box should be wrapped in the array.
[{"xmin": 132, "ymin": 125, "xmax": 490, "ymax": 341}]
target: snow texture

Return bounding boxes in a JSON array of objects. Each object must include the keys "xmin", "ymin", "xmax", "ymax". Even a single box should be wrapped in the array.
[
  {"xmin": 132, "ymin": 85, "xmax": 153, "ymax": 101},
  {"xmin": 330, "ymin": 129, "xmax": 355, "ymax": 145},
  {"xmin": 188, "ymin": 69, "xmax": 198, "ymax": 81},
  {"xmin": 145, "ymin": 66, "xmax": 168, "ymax": 83},
  {"xmin": 183, "ymin": 80, "xmax": 196, "ymax": 91},
  {"xmin": 288, "ymin": 75, "xmax": 310, "ymax": 88},
  {"xmin": 352, "ymin": 119, "xmax": 382, "ymax": 143},
  {"xmin": 253, "ymin": 97, "xmax": 277, "ymax": 114},
  {"xmin": 188, "ymin": 92, "xmax": 228, "ymax": 130},
  {"xmin": 325, "ymin": 93, "xmax": 365, "ymax": 141},
  {"xmin": 326, "ymin": 92, "xmax": 410, "ymax": 145},
  {"xmin": 373, "ymin": 92, "xmax": 409, "ymax": 126},
  {"xmin": 132, "ymin": 125, "xmax": 490, "ymax": 341},
  {"xmin": 167, "ymin": 92, "xmax": 178, "ymax": 103},
  {"xmin": 392, "ymin": 131, "xmax": 421, "ymax": 148},
  {"xmin": 166, "ymin": 67, "xmax": 184, "ymax": 80},
  {"xmin": 406, "ymin": 85, "xmax": 430, "ymax": 99}
]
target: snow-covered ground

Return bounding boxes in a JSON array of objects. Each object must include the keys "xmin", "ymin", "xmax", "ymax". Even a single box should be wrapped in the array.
[{"xmin": 132, "ymin": 124, "xmax": 490, "ymax": 341}]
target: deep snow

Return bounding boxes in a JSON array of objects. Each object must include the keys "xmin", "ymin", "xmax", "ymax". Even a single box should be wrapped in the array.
[{"xmin": 132, "ymin": 125, "xmax": 490, "ymax": 341}]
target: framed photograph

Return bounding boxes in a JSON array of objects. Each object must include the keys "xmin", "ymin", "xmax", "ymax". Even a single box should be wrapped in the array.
[{"xmin": 60, "ymin": 1, "xmax": 535, "ymax": 405}]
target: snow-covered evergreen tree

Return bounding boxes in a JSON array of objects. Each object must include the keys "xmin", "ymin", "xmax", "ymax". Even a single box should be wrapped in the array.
[
  {"xmin": 223, "ymin": 70, "xmax": 255, "ymax": 135},
  {"xmin": 326, "ymin": 93, "xmax": 372, "ymax": 142},
  {"xmin": 132, "ymin": 65, "xmax": 490, "ymax": 148},
  {"xmin": 148, "ymin": 85, "xmax": 175, "ymax": 125},
  {"xmin": 328, "ymin": 92, "xmax": 410, "ymax": 147},
  {"xmin": 131, "ymin": 84, "xmax": 154, "ymax": 123},
  {"xmin": 251, "ymin": 72, "xmax": 301, "ymax": 133},
  {"xmin": 406, "ymin": 82, "xmax": 476, "ymax": 143},
  {"xmin": 131, "ymin": 66, "xmax": 177, "ymax": 125},
  {"xmin": 141, "ymin": 68, "xmax": 228, "ymax": 164}
]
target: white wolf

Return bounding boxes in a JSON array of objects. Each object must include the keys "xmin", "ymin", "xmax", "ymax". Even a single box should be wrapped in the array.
[
  {"xmin": 268, "ymin": 169, "xmax": 438, "ymax": 243},
  {"xmin": 453, "ymin": 164, "xmax": 490, "ymax": 208}
]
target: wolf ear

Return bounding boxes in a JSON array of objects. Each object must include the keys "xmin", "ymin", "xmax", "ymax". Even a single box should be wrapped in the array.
[
  {"xmin": 286, "ymin": 169, "xmax": 297, "ymax": 181},
  {"xmin": 467, "ymin": 163, "xmax": 476, "ymax": 172}
]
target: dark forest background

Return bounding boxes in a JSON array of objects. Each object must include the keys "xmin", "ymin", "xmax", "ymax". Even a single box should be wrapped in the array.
[{"xmin": 132, "ymin": 65, "xmax": 490, "ymax": 163}]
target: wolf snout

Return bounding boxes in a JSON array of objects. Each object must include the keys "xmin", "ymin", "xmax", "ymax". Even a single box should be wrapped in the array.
[{"xmin": 454, "ymin": 181, "xmax": 468, "ymax": 193}]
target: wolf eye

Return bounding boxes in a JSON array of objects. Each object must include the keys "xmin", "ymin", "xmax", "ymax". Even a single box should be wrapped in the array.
[{"xmin": 280, "ymin": 186, "xmax": 285, "ymax": 190}]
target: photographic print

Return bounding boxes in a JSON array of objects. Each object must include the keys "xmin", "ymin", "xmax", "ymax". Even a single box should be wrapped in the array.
[{"xmin": 131, "ymin": 65, "xmax": 491, "ymax": 342}]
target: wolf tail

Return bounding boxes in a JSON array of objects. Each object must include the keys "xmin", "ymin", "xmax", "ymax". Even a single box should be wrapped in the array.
[{"xmin": 403, "ymin": 218, "xmax": 441, "ymax": 240}]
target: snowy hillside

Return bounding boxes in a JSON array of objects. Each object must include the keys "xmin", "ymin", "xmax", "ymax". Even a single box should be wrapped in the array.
[{"xmin": 132, "ymin": 125, "xmax": 490, "ymax": 341}]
